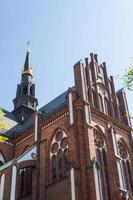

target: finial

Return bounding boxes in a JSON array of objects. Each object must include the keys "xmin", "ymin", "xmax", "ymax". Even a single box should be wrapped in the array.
[
  {"xmin": 21, "ymin": 41, "xmax": 33, "ymax": 76},
  {"xmin": 26, "ymin": 40, "xmax": 31, "ymax": 52}
]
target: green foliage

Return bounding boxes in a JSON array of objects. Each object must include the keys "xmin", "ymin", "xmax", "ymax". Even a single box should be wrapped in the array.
[
  {"xmin": 125, "ymin": 111, "xmax": 133, "ymax": 119},
  {"xmin": 0, "ymin": 136, "xmax": 8, "ymax": 143},
  {"xmin": 0, "ymin": 108, "xmax": 5, "ymax": 130},
  {"xmin": 122, "ymin": 67, "xmax": 133, "ymax": 90},
  {"xmin": 0, "ymin": 108, "xmax": 9, "ymax": 143}
]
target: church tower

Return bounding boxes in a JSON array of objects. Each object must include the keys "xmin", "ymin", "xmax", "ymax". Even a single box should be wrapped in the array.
[{"xmin": 12, "ymin": 48, "xmax": 38, "ymax": 123}]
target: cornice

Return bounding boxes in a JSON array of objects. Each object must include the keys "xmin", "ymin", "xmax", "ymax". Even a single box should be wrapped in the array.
[
  {"xmin": 41, "ymin": 111, "xmax": 69, "ymax": 130},
  {"xmin": 15, "ymin": 133, "xmax": 34, "ymax": 146},
  {"xmin": 91, "ymin": 107, "xmax": 131, "ymax": 133}
]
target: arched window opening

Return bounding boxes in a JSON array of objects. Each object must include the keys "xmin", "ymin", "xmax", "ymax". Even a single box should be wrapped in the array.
[
  {"xmin": 94, "ymin": 129, "xmax": 111, "ymax": 200},
  {"xmin": 50, "ymin": 130, "xmax": 69, "ymax": 182},
  {"xmin": 23, "ymin": 86, "xmax": 28, "ymax": 95},
  {"xmin": 30, "ymin": 86, "xmax": 33, "ymax": 96},
  {"xmin": 57, "ymin": 149, "xmax": 63, "ymax": 180},
  {"xmin": 126, "ymin": 160, "xmax": 133, "ymax": 195},
  {"xmin": 20, "ymin": 170, "xmax": 25, "ymax": 196},
  {"xmin": 91, "ymin": 66, "xmax": 95, "ymax": 82},
  {"xmin": 99, "ymin": 94, "xmax": 104, "ymax": 112},
  {"xmin": 104, "ymin": 97, "xmax": 111, "ymax": 116},
  {"xmin": 92, "ymin": 89, "xmax": 97, "ymax": 108},
  {"xmin": 117, "ymin": 140, "xmax": 133, "ymax": 193},
  {"xmin": 63, "ymin": 148, "xmax": 69, "ymax": 176},
  {"xmin": 102, "ymin": 149, "xmax": 112, "ymax": 200},
  {"xmin": 52, "ymin": 155, "xmax": 57, "ymax": 181},
  {"xmin": 121, "ymin": 160, "xmax": 129, "ymax": 189},
  {"xmin": 19, "ymin": 167, "xmax": 32, "ymax": 198}
]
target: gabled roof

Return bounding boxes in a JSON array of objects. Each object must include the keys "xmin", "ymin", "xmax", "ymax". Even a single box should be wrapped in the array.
[
  {"xmin": 0, "ymin": 87, "xmax": 74, "ymax": 138},
  {"xmin": 39, "ymin": 90, "xmax": 68, "ymax": 119}
]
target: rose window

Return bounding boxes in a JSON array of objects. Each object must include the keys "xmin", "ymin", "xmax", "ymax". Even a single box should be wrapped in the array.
[{"xmin": 50, "ymin": 131, "xmax": 68, "ymax": 157}]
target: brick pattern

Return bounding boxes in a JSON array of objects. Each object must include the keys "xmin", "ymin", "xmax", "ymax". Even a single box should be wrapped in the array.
[{"xmin": 0, "ymin": 53, "xmax": 132, "ymax": 200}]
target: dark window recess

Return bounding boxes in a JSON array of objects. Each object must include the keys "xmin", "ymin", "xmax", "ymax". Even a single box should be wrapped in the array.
[
  {"xmin": 0, "ymin": 161, "xmax": 4, "ymax": 167},
  {"xmin": 94, "ymin": 130, "xmax": 112, "ymax": 200},
  {"xmin": 30, "ymin": 86, "xmax": 33, "ymax": 95},
  {"xmin": 104, "ymin": 97, "xmax": 111, "ymax": 116},
  {"xmin": 63, "ymin": 149, "xmax": 69, "ymax": 176},
  {"xmin": 102, "ymin": 149, "xmax": 112, "ymax": 200},
  {"xmin": 92, "ymin": 89, "xmax": 97, "ymax": 108},
  {"xmin": 51, "ymin": 131, "xmax": 69, "ymax": 182},
  {"xmin": 19, "ymin": 168, "xmax": 32, "ymax": 198},
  {"xmin": 99, "ymin": 94, "xmax": 104, "ymax": 112},
  {"xmin": 52, "ymin": 155, "xmax": 57, "ymax": 181},
  {"xmin": 126, "ymin": 160, "xmax": 133, "ymax": 195},
  {"xmin": 23, "ymin": 86, "xmax": 28, "ymax": 95},
  {"xmin": 122, "ymin": 160, "xmax": 129, "ymax": 189}
]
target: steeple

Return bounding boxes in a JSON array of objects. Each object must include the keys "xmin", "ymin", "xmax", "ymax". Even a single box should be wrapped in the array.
[
  {"xmin": 12, "ymin": 45, "xmax": 38, "ymax": 123},
  {"xmin": 24, "ymin": 49, "xmax": 30, "ymax": 70}
]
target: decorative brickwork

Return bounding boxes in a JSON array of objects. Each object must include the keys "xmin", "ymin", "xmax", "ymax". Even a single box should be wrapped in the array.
[{"xmin": 0, "ymin": 52, "xmax": 132, "ymax": 200}]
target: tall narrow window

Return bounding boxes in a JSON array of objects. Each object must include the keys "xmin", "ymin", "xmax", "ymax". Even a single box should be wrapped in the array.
[
  {"xmin": 102, "ymin": 149, "xmax": 111, "ymax": 200},
  {"xmin": 57, "ymin": 149, "xmax": 63, "ymax": 180},
  {"xmin": 117, "ymin": 140, "xmax": 133, "ymax": 194},
  {"xmin": 19, "ymin": 167, "xmax": 32, "ymax": 198},
  {"xmin": 23, "ymin": 86, "xmax": 27, "ymax": 95},
  {"xmin": 104, "ymin": 97, "xmax": 111, "ymax": 116},
  {"xmin": 94, "ymin": 129, "xmax": 111, "ymax": 200},
  {"xmin": 63, "ymin": 149, "xmax": 69, "ymax": 176},
  {"xmin": 52, "ymin": 155, "xmax": 57, "ymax": 181},
  {"xmin": 99, "ymin": 94, "xmax": 104, "ymax": 112},
  {"xmin": 50, "ymin": 130, "xmax": 69, "ymax": 182},
  {"xmin": 126, "ymin": 160, "xmax": 133, "ymax": 195},
  {"xmin": 92, "ymin": 89, "xmax": 97, "ymax": 108}
]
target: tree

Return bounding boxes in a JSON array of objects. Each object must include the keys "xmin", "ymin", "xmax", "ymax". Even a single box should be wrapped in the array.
[
  {"xmin": 0, "ymin": 108, "xmax": 8, "ymax": 143},
  {"xmin": 122, "ymin": 67, "xmax": 133, "ymax": 90},
  {"xmin": 121, "ymin": 67, "xmax": 133, "ymax": 120}
]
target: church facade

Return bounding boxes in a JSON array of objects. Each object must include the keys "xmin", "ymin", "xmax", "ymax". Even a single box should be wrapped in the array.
[{"xmin": 0, "ymin": 50, "xmax": 132, "ymax": 200}]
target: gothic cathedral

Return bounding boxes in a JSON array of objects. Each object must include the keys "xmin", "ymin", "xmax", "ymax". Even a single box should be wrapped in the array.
[{"xmin": 0, "ymin": 50, "xmax": 132, "ymax": 200}]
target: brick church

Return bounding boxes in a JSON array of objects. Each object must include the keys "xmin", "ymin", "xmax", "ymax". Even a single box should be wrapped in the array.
[{"xmin": 0, "ymin": 49, "xmax": 132, "ymax": 200}]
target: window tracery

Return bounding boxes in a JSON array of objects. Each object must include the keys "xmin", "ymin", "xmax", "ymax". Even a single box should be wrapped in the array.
[
  {"xmin": 117, "ymin": 140, "xmax": 133, "ymax": 194},
  {"xmin": 94, "ymin": 129, "xmax": 111, "ymax": 200},
  {"xmin": 50, "ymin": 130, "xmax": 69, "ymax": 182}
]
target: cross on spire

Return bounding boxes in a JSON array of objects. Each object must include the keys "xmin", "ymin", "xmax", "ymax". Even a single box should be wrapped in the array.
[{"xmin": 26, "ymin": 40, "xmax": 31, "ymax": 52}]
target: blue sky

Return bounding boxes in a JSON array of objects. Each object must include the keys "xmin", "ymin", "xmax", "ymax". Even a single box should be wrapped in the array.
[{"xmin": 0, "ymin": 0, "xmax": 132, "ymax": 122}]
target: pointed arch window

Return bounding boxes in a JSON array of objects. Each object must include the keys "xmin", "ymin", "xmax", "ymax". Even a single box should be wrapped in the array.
[
  {"xmin": 30, "ymin": 86, "xmax": 33, "ymax": 96},
  {"xmin": 19, "ymin": 167, "xmax": 32, "ymax": 198},
  {"xmin": 104, "ymin": 97, "xmax": 111, "ymax": 116},
  {"xmin": 117, "ymin": 141, "xmax": 133, "ymax": 194},
  {"xmin": 50, "ymin": 130, "xmax": 69, "ymax": 182},
  {"xmin": 92, "ymin": 89, "xmax": 97, "ymax": 108},
  {"xmin": 23, "ymin": 86, "xmax": 28, "ymax": 95},
  {"xmin": 94, "ymin": 129, "xmax": 111, "ymax": 200},
  {"xmin": 99, "ymin": 94, "xmax": 104, "ymax": 112}
]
